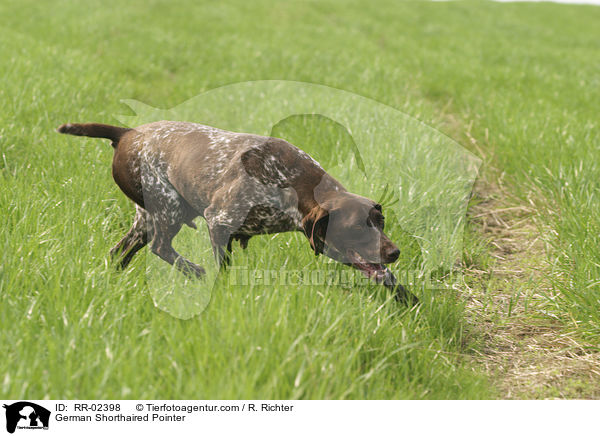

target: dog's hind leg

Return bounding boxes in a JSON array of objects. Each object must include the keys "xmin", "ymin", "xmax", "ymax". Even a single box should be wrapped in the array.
[{"xmin": 110, "ymin": 205, "xmax": 154, "ymax": 269}]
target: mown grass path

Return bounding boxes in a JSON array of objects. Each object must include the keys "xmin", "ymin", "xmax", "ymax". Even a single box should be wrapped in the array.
[{"xmin": 465, "ymin": 177, "xmax": 600, "ymax": 398}]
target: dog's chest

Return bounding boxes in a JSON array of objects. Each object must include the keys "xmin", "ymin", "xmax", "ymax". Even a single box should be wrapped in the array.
[{"xmin": 238, "ymin": 204, "xmax": 300, "ymax": 235}]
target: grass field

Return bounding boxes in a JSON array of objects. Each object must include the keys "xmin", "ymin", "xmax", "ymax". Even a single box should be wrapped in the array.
[{"xmin": 1, "ymin": 0, "xmax": 599, "ymax": 399}]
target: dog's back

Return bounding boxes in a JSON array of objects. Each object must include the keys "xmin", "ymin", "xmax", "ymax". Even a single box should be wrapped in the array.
[{"xmin": 59, "ymin": 120, "xmax": 328, "ymax": 213}]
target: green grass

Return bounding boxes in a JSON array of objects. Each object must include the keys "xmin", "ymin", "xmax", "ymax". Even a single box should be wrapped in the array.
[{"xmin": 1, "ymin": 0, "xmax": 599, "ymax": 398}]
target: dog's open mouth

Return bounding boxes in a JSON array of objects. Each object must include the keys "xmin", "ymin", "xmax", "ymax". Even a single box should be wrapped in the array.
[{"xmin": 346, "ymin": 249, "xmax": 389, "ymax": 282}]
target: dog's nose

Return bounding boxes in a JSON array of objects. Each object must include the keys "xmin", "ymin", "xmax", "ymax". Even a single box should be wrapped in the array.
[{"xmin": 386, "ymin": 247, "xmax": 400, "ymax": 262}]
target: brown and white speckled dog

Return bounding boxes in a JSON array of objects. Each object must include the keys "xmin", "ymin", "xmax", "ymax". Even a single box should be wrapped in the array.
[{"xmin": 57, "ymin": 121, "xmax": 417, "ymax": 304}]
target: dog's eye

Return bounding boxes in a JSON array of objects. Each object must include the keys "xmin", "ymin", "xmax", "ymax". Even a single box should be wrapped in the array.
[{"xmin": 368, "ymin": 217, "xmax": 384, "ymax": 229}]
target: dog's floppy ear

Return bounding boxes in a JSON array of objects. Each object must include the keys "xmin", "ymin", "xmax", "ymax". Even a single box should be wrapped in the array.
[{"xmin": 302, "ymin": 205, "xmax": 330, "ymax": 256}]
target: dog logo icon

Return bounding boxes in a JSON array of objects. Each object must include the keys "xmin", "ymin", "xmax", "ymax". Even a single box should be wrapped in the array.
[{"xmin": 2, "ymin": 402, "xmax": 50, "ymax": 433}]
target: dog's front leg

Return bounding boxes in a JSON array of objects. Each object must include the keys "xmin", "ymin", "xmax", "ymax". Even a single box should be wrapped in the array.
[
  {"xmin": 150, "ymin": 219, "xmax": 206, "ymax": 278},
  {"xmin": 223, "ymin": 234, "xmax": 250, "ymax": 266},
  {"xmin": 207, "ymin": 223, "xmax": 235, "ymax": 269},
  {"xmin": 204, "ymin": 210, "xmax": 237, "ymax": 269},
  {"xmin": 204, "ymin": 194, "xmax": 253, "ymax": 270}
]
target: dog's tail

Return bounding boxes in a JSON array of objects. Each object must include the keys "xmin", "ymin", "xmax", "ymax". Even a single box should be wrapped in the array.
[{"xmin": 57, "ymin": 123, "xmax": 132, "ymax": 147}]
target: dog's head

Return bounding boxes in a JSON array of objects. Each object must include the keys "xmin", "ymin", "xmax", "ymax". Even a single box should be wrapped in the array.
[{"xmin": 302, "ymin": 192, "xmax": 400, "ymax": 280}]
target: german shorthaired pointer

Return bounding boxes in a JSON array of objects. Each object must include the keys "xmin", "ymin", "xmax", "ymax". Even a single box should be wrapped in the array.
[{"xmin": 57, "ymin": 121, "xmax": 417, "ymax": 304}]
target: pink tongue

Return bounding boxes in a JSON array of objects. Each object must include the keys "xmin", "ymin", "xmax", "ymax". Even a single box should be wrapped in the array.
[{"xmin": 359, "ymin": 266, "xmax": 390, "ymax": 283}]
